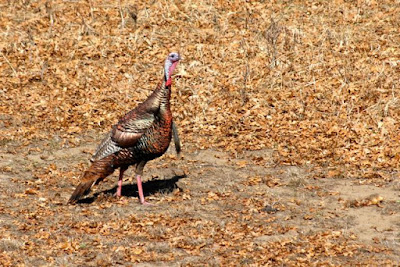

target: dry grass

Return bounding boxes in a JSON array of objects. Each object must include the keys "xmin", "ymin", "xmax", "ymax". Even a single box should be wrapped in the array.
[
  {"xmin": 1, "ymin": 0, "xmax": 399, "ymax": 265},
  {"xmin": 1, "ymin": 0, "xmax": 399, "ymax": 178}
]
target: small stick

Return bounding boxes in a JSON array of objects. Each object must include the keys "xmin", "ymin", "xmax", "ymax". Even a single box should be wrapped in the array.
[
  {"xmin": 1, "ymin": 52, "xmax": 17, "ymax": 76},
  {"xmin": 118, "ymin": 0, "xmax": 125, "ymax": 28}
]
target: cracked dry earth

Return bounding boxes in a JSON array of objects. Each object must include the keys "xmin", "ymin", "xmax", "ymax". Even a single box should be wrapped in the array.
[{"xmin": 0, "ymin": 138, "xmax": 400, "ymax": 265}]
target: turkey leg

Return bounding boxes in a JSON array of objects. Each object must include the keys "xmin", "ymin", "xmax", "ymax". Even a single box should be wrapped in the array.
[
  {"xmin": 116, "ymin": 166, "xmax": 128, "ymax": 197},
  {"xmin": 135, "ymin": 161, "xmax": 151, "ymax": 205}
]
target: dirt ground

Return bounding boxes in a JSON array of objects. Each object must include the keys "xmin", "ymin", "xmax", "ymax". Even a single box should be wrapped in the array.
[
  {"xmin": 1, "ymin": 0, "xmax": 400, "ymax": 265},
  {"xmin": 1, "ymin": 136, "xmax": 399, "ymax": 266}
]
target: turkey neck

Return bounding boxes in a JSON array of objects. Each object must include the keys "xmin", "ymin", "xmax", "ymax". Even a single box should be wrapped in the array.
[{"xmin": 159, "ymin": 81, "xmax": 172, "ymax": 112}]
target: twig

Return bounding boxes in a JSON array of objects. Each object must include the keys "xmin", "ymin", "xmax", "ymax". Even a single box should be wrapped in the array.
[
  {"xmin": 118, "ymin": 0, "xmax": 125, "ymax": 28},
  {"xmin": 126, "ymin": 5, "xmax": 137, "ymax": 29},
  {"xmin": 242, "ymin": 63, "xmax": 249, "ymax": 104},
  {"xmin": 41, "ymin": 61, "xmax": 49, "ymax": 84},
  {"xmin": 45, "ymin": 0, "xmax": 54, "ymax": 35},
  {"xmin": 88, "ymin": 0, "xmax": 94, "ymax": 20},
  {"xmin": 240, "ymin": 38, "xmax": 250, "ymax": 104},
  {"xmin": 1, "ymin": 52, "xmax": 17, "ymax": 76},
  {"xmin": 265, "ymin": 18, "xmax": 282, "ymax": 68}
]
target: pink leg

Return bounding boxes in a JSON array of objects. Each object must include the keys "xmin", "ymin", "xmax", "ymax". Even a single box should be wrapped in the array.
[
  {"xmin": 116, "ymin": 167, "xmax": 126, "ymax": 197},
  {"xmin": 136, "ymin": 174, "xmax": 151, "ymax": 205},
  {"xmin": 116, "ymin": 179, "xmax": 123, "ymax": 197}
]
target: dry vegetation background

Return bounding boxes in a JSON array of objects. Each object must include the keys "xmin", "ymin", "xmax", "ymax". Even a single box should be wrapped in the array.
[
  {"xmin": 1, "ymin": 0, "xmax": 399, "ymax": 178},
  {"xmin": 1, "ymin": 0, "xmax": 400, "ymax": 265}
]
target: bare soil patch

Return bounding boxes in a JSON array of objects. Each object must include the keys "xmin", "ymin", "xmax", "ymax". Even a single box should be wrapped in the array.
[{"xmin": 0, "ymin": 138, "xmax": 399, "ymax": 265}]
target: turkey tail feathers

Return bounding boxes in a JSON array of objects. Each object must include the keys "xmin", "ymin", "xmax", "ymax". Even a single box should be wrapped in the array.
[
  {"xmin": 68, "ymin": 180, "xmax": 96, "ymax": 204},
  {"xmin": 68, "ymin": 157, "xmax": 115, "ymax": 204},
  {"xmin": 172, "ymin": 122, "xmax": 181, "ymax": 154}
]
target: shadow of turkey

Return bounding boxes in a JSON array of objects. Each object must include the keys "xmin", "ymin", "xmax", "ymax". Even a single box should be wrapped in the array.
[{"xmin": 76, "ymin": 173, "xmax": 187, "ymax": 204}]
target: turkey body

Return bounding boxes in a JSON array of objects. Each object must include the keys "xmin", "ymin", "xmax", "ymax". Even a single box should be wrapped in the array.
[
  {"xmin": 68, "ymin": 52, "xmax": 180, "ymax": 204},
  {"xmin": 93, "ymin": 88, "xmax": 173, "ymax": 168}
]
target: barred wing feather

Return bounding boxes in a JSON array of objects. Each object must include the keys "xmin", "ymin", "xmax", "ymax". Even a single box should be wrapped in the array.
[{"xmin": 91, "ymin": 132, "xmax": 121, "ymax": 162}]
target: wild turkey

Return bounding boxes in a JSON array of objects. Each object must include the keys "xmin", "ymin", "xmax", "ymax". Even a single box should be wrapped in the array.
[{"xmin": 68, "ymin": 52, "xmax": 181, "ymax": 205}]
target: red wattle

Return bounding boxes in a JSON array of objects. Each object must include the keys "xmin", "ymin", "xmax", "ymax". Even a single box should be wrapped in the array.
[{"xmin": 168, "ymin": 62, "xmax": 179, "ymax": 77}]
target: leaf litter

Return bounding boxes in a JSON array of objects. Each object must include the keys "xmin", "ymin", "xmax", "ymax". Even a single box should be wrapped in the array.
[{"xmin": 0, "ymin": 0, "xmax": 399, "ymax": 265}]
